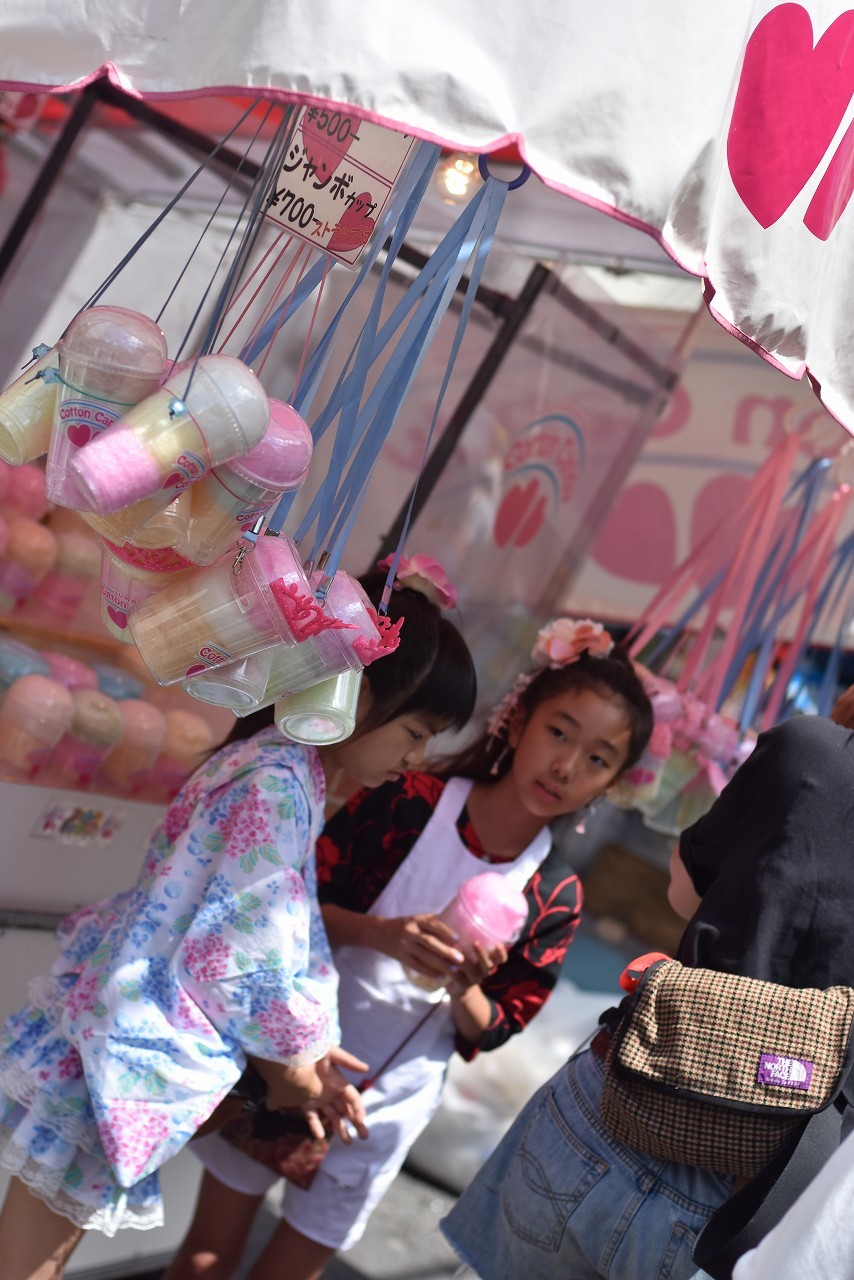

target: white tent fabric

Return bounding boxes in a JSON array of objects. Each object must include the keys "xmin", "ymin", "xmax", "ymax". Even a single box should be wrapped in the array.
[{"xmin": 1, "ymin": 1, "xmax": 854, "ymax": 428}]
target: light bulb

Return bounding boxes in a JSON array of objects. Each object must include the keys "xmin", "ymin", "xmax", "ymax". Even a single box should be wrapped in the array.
[{"xmin": 434, "ymin": 153, "xmax": 483, "ymax": 205}]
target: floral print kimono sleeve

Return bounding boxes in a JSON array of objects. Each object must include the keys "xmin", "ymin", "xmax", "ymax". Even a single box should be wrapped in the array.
[
  {"xmin": 175, "ymin": 763, "xmax": 340, "ymax": 1066},
  {"xmin": 59, "ymin": 737, "xmax": 340, "ymax": 1190}
]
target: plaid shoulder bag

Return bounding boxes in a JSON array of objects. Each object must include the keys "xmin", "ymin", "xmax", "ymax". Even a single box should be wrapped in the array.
[{"xmin": 599, "ymin": 957, "xmax": 854, "ymax": 1278}]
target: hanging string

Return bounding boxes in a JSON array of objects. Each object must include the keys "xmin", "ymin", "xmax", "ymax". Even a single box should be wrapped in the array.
[
  {"xmin": 80, "ymin": 98, "xmax": 265, "ymax": 314},
  {"xmin": 262, "ymin": 143, "xmax": 441, "ymax": 538},
  {"xmin": 255, "ymin": 245, "xmax": 313, "ymax": 379},
  {"xmin": 214, "ymin": 231, "xmax": 290, "ymax": 352},
  {"xmin": 291, "ymin": 259, "xmax": 332, "ymax": 401},
  {"xmin": 154, "ymin": 102, "xmax": 276, "ymax": 327},
  {"xmin": 175, "ymin": 106, "xmax": 301, "ymax": 398}
]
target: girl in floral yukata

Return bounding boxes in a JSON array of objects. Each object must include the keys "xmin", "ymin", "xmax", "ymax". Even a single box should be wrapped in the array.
[
  {"xmin": 167, "ymin": 617, "xmax": 653, "ymax": 1280},
  {"xmin": 0, "ymin": 558, "xmax": 476, "ymax": 1280}
]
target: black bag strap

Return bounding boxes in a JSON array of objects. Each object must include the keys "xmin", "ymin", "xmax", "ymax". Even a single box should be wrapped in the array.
[{"xmin": 693, "ymin": 1060, "xmax": 854, "ymax": 1279}]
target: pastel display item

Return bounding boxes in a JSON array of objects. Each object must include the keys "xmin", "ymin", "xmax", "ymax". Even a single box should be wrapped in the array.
[
  {"xmin": 129, "ymin": 535, "xmax": 310, "ymax": 689},
  {"xmin": 41, "ymin": 650, "xmax": 99, "ymax": 692},
  {"xmin": 0, "ymin": 345, "xmax": 59, "ymax": 465},
  {"xmin": 0, "ymin": 459, "xmax": 9, "ymax": 503},
  {"xmin": 0, "ymin": 515, "xmax": 7, "ymax": 558},
  {"xmin": 275, "ymin": 669, "xmax": 363, "ymax": 745},
  {"xmin": 46, "ymin": 306, "xmax": 168, "ymax": 509},
  {"xmin": 639, "ymin": 746, "xmax": 701, "ymax": 820},
  {"xmin": 99, "ymin": 538, "xmax": 195, "ymax": 644},
  {"xmin": 99, "ymin": 698, "xmax": 167, "ymax": 793},
  {"xmin": 230, "ymin": 569, "xmax": 381, "ymax": 716},
  {"xmin": 50, "ymin": 688, "xmax": 125, "ymax": 788},
  {"xmin": 31, "ymin": 529, "xmax": 101, "ymax": 621},
  {"xmin": 4, "ymin": 463, "xmax": 52, "ymax": 522},
  {"xmin": 82, "ymin": 488, "xmax": 193, "ymax": 550},
  {"xmin": 177, "ymin": 399, "xmax": 313, "ymax": 566},
  {"xmin": 405, "ymin": 871, "xmax": 530, "ymax": 992},
  {"xmin": 0, "ymin": 673, "xmax": 74, "ymax": 778},
  {"xmin": 0, "ymin": 636, "xmax": 50, "ymax": 689},
  {"xmin": 0, "ymin": 518, "xmax": 57, "ymax": 610},
  {"xmin": 149, "ymin": 709, "xmax": 215, "ymax": 800},
  {"xmin": 90, "ymin": 661, "xmax": 145, "ymax": 701},
  {"xmin": 71, "ymin": 354, "xmax": 270, "ymax": 516}
]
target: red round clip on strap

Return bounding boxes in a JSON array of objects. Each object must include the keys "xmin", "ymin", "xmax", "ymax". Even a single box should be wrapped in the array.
[{"xmin": 619, "ymin": 952, "xmax": 672, "ymax": 994}]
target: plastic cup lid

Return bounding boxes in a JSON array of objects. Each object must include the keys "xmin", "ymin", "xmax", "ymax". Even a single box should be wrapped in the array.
[{"xmin": 228, "ymin": 400, "xmax": 312, "ymax": 491}]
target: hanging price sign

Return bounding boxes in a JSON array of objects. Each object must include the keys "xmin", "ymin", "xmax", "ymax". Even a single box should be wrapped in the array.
[{"xmin": 266, "ymin": 105, "xmax": 417, "ymax": 266}]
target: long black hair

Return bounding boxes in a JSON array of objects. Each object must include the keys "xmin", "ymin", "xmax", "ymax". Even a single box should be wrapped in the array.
[
  {"xmin": 437, "ymin": 643, "xmax": 653, "ymax": 784},
  {"xmin": 219, "ymin": 566, "xmax": 477, "ymax": 748}
]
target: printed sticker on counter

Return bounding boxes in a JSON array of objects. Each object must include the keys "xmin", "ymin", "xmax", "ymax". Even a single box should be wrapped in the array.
[{"xmin": 32, "ymin": 803, "xmax": 124, "ymax": 845}]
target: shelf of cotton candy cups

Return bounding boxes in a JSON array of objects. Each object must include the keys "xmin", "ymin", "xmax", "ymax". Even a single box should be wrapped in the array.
[
  {"xmin": 0, "ymin": 672, "xmax": 74, "ymax": 780},
  {"xmin": 128, "ymin": 533, "xmax": 311, "ymax": 691},
  {"xmin": 23, "ymin": 528, "xmax": 101, "ymax": 624},
  {"xmin": 0, "ymin": 458, "xmax": 53, "ymax": 531},
  {"xmin": 147, "ymin": 709, "xmax": 215, "ymax": 802},
  {"xmin": 0, "ymin": 518, "xmax": 57, "ymax": 611},
  {"xmin": 181, "ymin": 564, "xmax": 382, "ymax": 715},
  {"xmin": 44, "ymin": 306, "xmax": 169, "ymax": 510},
  {"xmin": 0, "ymin": 635, "xmax": 51, "ymax": 696},
  {"xmin": 98, "ymin": 697, "xmax": 167, "ymax": 796},
  {"xmin": 47, "ymin": 687, "xmax": 126, "ymax": 789},
  {"xmin": 69, "ymin": 354, "xmax": 270, "ymax": 521}
]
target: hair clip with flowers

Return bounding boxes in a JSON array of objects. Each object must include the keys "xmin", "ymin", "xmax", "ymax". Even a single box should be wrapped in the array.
[{"xmin": 486, "ymin": 617, "xmax": 614, "ymax": 745}]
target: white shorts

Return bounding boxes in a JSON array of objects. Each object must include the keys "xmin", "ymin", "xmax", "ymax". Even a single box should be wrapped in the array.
[{"xmin": 189, "ymin": 1065, "xmax": 445, "ymax": 1251}]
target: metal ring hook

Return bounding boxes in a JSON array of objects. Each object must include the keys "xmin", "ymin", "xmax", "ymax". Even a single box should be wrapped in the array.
[{"xmin": 478, "ymin": 154, "xmax": 532, "ymax": 190}]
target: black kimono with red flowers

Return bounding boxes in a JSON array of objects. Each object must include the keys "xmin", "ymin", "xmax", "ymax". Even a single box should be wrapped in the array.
[{"xmin": 317, "ymin": 772, "xmax": 583, "ymax": 1058}]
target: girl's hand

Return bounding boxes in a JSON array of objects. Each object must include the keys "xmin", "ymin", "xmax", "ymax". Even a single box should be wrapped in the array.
[
  {"xmin": 302, "ymin": 1047, "xmax": 369, "ymax": 1144},
  {"xmin": 446, "ymin": 941, "xmax": 507, "ymax": 998},
  {"xmin": 382, "ymin": 913, "xmax": 465, "ymax": 982}
]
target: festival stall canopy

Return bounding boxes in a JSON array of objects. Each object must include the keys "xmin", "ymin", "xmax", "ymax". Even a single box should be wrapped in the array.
[{"xmin": 0, "ymin": 1, "xmax": 853, "ymax": 429}]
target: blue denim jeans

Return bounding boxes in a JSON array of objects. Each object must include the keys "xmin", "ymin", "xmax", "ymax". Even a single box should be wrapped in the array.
[{"xmin": 441, "ymin": 1047, "xmax": 732, "ymax": 1280}]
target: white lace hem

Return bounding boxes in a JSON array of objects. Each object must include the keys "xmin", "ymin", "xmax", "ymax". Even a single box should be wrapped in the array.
[{"xmin": 0, "ymin": 1131, "xmax": 164, "ymax": 1236}]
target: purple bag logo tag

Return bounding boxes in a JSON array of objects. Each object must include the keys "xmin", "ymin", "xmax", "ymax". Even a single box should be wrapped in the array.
[{"xmin": 757, "ymin": 1053, "xmax": 814, "ymax": 1092}]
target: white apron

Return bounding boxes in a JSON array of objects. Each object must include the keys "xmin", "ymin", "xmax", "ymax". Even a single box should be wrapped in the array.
[{"xmin": 279, "ymin": 778, "xmax": 554, "ymax": 1249}]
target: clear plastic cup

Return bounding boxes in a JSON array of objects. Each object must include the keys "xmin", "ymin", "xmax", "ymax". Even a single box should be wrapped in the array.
[
  {"xmin": 71, "ymin": 355, "xmax": 270, "ymax": 515},
  {"xmin": 177, "ymin": 399, "xmax": 312, "ymax": 566},
  {"xmin": 204, "ymin": 569, "xmax": 380, "ymax": 715},
  {"xmin": 0, "ymin": 346, "xmax": 59, "ymax": 465},
  {"xmin": 99, "ymin": 538, "xmax": 194, "ymax": 643},
  {"xmin": 46, "ymin": 306, "xmax": 168, "ymax": 509},
  {"xmin": 49, "ymin": 688, "xmax": 125, "ymax": 788},
  {"xmin": 99, "ymin": 698, "xmax": 167, "ymax": 794},
  {"xmin": 405, "ymin": 871, "xmax": 530, "ymax": 991},
  {"xmin": 129, "ymin": 535, "xmax": 309, "ymax": 687},
  {"xmin": 0, "ymin": 674, "xmax": 74, "ymax": 778},
  {"xmin": 0, "ymin": 519, "xmax": 57, "ymax": 610},
  {"xmin": 81, "ymin": 489, "xmax": 193, "ymax": 550},
  {"xmin": 275, "ymin": 669, "xmax": 363, "ymax": 745}
]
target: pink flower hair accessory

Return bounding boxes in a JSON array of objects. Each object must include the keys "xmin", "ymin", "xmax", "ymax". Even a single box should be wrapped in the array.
[
  {"xmin": 377, "ymin": 553, "xmax": 457, "ymax": 610},
  {"xmin": 486, "ymin": 616, "xmax": 614, "ymax": 744},
  {"xmin": 532, "ymin": 617, "xmax": 613, "ymax": 669}
]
